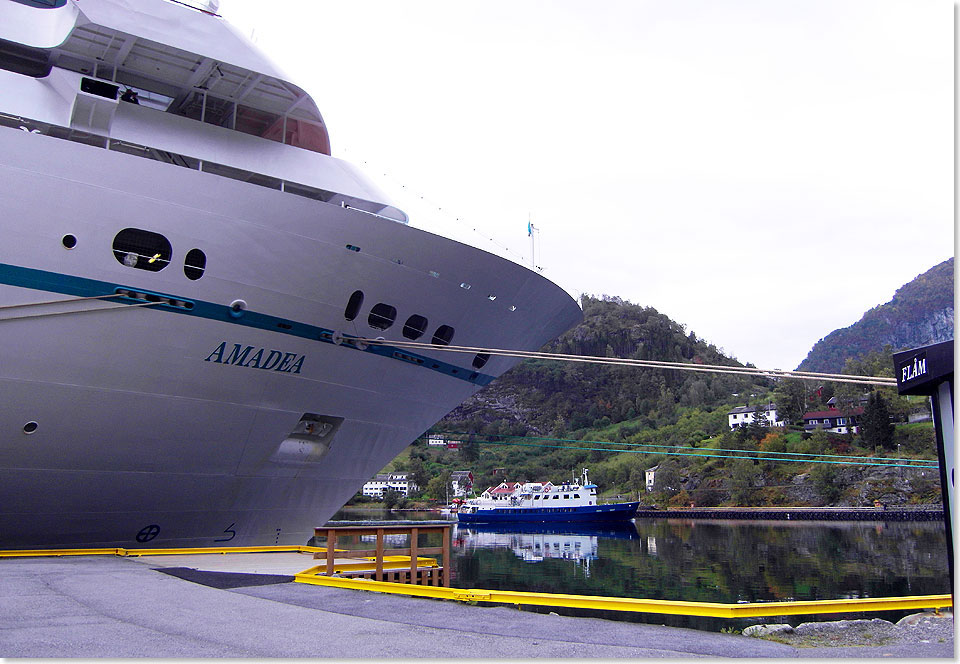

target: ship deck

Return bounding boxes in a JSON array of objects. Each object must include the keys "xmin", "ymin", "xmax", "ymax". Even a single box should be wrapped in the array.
[{"xmin": 1, "ymin": 553, "xmax": 953, "ymax": 658}]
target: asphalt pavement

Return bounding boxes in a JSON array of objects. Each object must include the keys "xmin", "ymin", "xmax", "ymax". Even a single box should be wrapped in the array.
[{"xmin": 0, "ymin": 555, "xmax": 953, "ymax": 658}]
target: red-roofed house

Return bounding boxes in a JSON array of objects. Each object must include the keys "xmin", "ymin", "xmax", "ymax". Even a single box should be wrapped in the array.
[
  {"xmin": 802, "ymin": 407, "xmax": 864, "ymax": 435},
  {"xmin": 481, "ymin": 481, "xmax": 520, "ymax": 500}
]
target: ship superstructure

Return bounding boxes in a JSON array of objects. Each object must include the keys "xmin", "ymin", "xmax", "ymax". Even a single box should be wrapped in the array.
[
  {"xmin": 0, "ymin": 0, "xmax": 582, "ymax": 548},
  {"xmin": 456, "ymin": 470, "xmax": 640, "ymax": 524}
]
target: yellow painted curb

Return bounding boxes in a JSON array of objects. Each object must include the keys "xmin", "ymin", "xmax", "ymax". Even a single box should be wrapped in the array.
[{"xmin": 293, "ymin": 573, "xmax": 952, "ymax": 619}]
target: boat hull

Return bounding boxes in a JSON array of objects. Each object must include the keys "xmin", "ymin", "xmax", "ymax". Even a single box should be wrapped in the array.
[
  {"xmin": 456, "ymin": 502, "xmax": 640, "ymax": 525},
  {"xmin": 0, "ymin": 124, "xmax": 582, "ymax": 549}
]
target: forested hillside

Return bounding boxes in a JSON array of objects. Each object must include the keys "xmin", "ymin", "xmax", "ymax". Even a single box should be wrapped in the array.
[
  {"xmin": 438, "ymin": 295, "xmax": 770, "ymax": 438},
  {"xmin": 369, "ymin": 295, "xmax": 940, "ymax": 508},
  {"xmin": 797, "ymin": 258, "xmax": 954, "ymax": 373}
]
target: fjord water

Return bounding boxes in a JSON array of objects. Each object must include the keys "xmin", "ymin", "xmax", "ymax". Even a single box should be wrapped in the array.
[{"xmin": 330, "ymin": 508, "xmax": 949, "ymax": 630}]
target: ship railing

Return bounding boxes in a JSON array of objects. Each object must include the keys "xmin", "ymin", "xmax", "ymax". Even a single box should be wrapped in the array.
[{"xmin": 0, "ymin": 112, "xmax": 406, "ymax": 223}]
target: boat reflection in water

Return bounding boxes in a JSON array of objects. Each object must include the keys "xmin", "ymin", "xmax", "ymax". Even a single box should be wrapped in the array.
[
  {"xmin": 454, "ymin": 522, "xmax": 638, "ymax": 574},
  {"xmin": 448, "ymin": 518, "xmax": 949, "ymax": 631}
]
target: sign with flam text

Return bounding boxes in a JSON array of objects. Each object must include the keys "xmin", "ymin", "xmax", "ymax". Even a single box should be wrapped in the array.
[
  {"xmin": 204, "ymin": 342, "xmax": 305, "ymax": 373},
  {"xmin": 900, "ymin": 352, "xmax": 927, "ymax": 384}
]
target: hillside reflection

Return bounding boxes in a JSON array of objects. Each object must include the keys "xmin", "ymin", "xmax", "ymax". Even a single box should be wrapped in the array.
[{"xmin": 449, "ymin": 518, "xmax": 949, "ymax": 630}]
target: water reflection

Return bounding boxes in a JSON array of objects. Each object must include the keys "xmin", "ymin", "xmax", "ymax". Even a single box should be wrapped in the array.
[
  {"xmin": 329, "ymin": 509, "xmax": 949, "ymax": 630},
  {"xmin": 456, "ymin": 523, "xmax": 638, "ymax": 572}
]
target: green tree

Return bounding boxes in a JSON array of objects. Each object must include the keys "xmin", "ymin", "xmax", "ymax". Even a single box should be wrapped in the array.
[
  {"xmin": 773, "ymin": 379, "xmax": 806, "ymax": 425},
  {"xmin": 743, "ymin": 405, "xmax": 769, "ymax": 442},
  {"xmin": 459, "ymin": 436, "xmax": 479, "ymax": 463},
  {"xmin": 759, "ymin": 432, "xmax": 787, "ymax": 453},
  {"xmin": 381, "ymin": 488, "xmax": 403, "ymax": 510},
  {"xmin": 800, "ymin": 429, "xmax": 829, "ymax": 455},
  {"xmin": 407, "ymin": 456, "xmax": 430, "ymax": 492},
  {"xmin": 861, "ymin": 391, "xmax": 895, "ymax": 449},
  {"xmin": 810, "ymin": 464, "xmax": 843, "ymax": 504},
  {"xmin": 425, "ymin": 470, "xmax": 453, "ymax": 501},
  {"xmin": 628, "ymin": 466, "xmax": 647, "ymax": 495},
  {"xmin": 730, "ymin": 460, "xmax": 760, "ymax": 505},
  {"xmin": 692, "ymin": 484, "xmax": 722, "ymax": 507},
  {"xmin": 652, "ymin": 459, "xmax": 681, "ymax": 496}
]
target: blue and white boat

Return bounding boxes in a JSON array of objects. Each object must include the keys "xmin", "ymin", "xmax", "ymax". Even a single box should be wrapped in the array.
[{"xmin": 456, "ymin": 469, "xmax": 639, "ymax": 524}]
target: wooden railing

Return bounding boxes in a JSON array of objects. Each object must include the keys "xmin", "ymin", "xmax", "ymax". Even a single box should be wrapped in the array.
[{"xmin": 312, "ymin": 524, "xmax": 451, "ymax": 587}]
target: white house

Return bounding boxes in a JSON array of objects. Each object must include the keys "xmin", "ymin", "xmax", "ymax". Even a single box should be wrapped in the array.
[
  {"xmin": 645, "ymin": 465, "xmax": 659, "ymax": 492},
  {"xmin": 362, "ymin": 473, "xmax": 418, "ymax": 498},
  {"xmin": 727, "ymin": 404, "xmax": 785, "ymax": 429},
  {"xmin": 426, "ymin": 434, "xmax": 461, "ymax": 449},
  {"xmin": 450, "ymin": 470, "xmax": 474, "ymax": 497}
]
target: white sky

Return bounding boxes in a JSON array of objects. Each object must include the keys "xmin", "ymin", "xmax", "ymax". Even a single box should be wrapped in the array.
[{"xmin": 221, "ymin": 0, "xmax": 953, "ymax": 371}]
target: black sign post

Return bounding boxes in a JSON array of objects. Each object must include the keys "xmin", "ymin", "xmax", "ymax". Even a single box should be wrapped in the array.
[{"xmin": 893, "ymin": 340, "xmax": 954, "ymax": 593}]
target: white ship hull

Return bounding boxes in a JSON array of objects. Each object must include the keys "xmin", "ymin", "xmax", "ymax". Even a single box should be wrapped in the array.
[{"xmin": 0, "ymin": 121, "xmax": 581, "ymax": 548}]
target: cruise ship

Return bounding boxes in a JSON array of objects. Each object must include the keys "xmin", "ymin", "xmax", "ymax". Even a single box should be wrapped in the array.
[{"xmin": 0, "ymin": 0, "xmax": 581, "ymax": 549}]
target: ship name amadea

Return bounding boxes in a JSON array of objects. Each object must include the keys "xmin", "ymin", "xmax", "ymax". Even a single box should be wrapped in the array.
[{"xmin": 204, "ymin": 342, "xmax": 305, "ymax": 374}]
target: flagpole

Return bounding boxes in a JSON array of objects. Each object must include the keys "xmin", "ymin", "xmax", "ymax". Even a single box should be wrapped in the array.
[{"xmin": 527, "ymin": 214, "xmax": 538, "ymax": 270}]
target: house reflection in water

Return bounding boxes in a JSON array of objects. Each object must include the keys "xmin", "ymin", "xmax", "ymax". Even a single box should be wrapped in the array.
[{"xmin": 455, "ymin": 523, "xmax": 641, "ymax": 578}]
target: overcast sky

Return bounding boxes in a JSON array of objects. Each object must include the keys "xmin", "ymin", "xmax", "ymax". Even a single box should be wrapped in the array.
[{"xmin": 221, "ymin": 0, "xmax": 953, "ymax": 371}]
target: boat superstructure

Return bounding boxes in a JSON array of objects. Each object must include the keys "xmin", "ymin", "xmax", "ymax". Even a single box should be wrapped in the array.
[
  {"xmin": 0, "ymin": 0, "xmax": 582, "ymax": 548},
  {"xmin": 456, "ymin": 470, "xmax": 640, "ymax": 524}
]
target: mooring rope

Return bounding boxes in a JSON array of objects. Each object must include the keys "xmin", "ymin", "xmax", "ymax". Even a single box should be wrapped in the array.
[
  {"xmin": 0, "ymin": 295, "xmax": 157, "ymax": 322},
  {"xmin": 0, "ymin": 293, "xmax": 123, "ymax": 311},
  {"xmin": 361, "ymin": 338, "xmax": 898, "ymax": 386}
]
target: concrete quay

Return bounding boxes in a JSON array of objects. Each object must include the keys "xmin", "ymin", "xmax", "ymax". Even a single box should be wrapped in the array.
[{"xmin": 0, "ymin": 554, "xmax": 953, "ymax": 658}]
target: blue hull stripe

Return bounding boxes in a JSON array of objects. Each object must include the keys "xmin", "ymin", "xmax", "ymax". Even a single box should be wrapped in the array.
[
  {"xmin": 0, "ymin": 262, "xmax": 495, "ymax": 386},
  {"xmin": 456, "ymin": 502, "xmax": 640, "ymax": 524}
]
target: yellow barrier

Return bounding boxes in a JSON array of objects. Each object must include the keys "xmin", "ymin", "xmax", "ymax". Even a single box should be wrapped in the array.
[
  {"xmin": 3, "ymin": 546, "xmax": 949, "ymax": 620},
  {"xmin": 298, "ymin": 556, "xmax": 440, "ymax": 575},
  {"xmin": 293, "ymin": 573, "xmax": 952, "ymax": 619},
  {"xmin": 0, "ymin": 545, "xmax": 336, "ymax": 558}
]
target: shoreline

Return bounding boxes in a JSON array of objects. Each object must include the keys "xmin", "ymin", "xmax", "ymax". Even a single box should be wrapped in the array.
[
  {"xmin": 634, "ymin": 506, "xmax": 944, "ymax": 521},
  {"xmin": 339, "ymin": 504, "xmax": 945, "ymax": 522}
]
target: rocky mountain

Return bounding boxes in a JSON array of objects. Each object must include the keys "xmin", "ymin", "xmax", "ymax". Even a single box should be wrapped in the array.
[
  {"xmin": 438, "ymin": 295, "xmax": 770, "ymax": 437},
  {"xmin": 797, "ymin": 258, "xmax": 954, "ymax": 374}
]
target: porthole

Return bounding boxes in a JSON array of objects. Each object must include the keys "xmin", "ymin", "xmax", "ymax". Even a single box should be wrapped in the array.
[
  {"xmin": 402, "ymin": 314, "xmax": 428, "ymax": 340},
  {"xmin": 472, "ymin": 352, "xmax": 490, "ymax": 369},
  {"xmin": 184, "ymin": 248, "xmax": 206, "ymax": 280},
  {"xmin": 431, "ymin": 324, "xmax": 455, "ymax": 346},
  {"xmin": 368, "ymin": 303, "xmax": 397, "ymax": 331},
  {"xmin": 229, "ymin": 299, "xmax": 246, "ymax": 318},
  {"xmin": 22, "ymin": 421, "xmax": 38, "ymax": 435},
  {"xmin": 112, "ymin": 228, "xmax": 171, "ymax": 272},
  {"xmin": 61, "ymin": 234, "xmax": 77, "ymax": 249},
  {"xmin": 344, "ymin": 290, "xmax": 364, "ymax": 321}
]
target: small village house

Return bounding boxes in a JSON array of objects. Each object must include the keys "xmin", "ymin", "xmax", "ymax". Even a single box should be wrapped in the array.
[
  {"xmin": 645, "ymin": 465, "xmax": 659, "ymax": 492},
  {"xmin": 802, "ymin": 407, "xmax": 864, "ymax": 435},
  {"xmin": 361, "ymin": 473, "xmax": 417, "ymax": 498},
  {"xmin": 727, "ymin": 403, "xmax": 785, "ymax": 429},
  {"xmin": 450, "ymin": 470, "xmax": 474, "ymax": 497}
]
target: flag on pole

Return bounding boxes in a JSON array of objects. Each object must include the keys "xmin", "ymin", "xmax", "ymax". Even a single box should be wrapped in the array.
[{"xmin": 527, "ymin": 221, "xmax": 532, "ymax": 237}]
